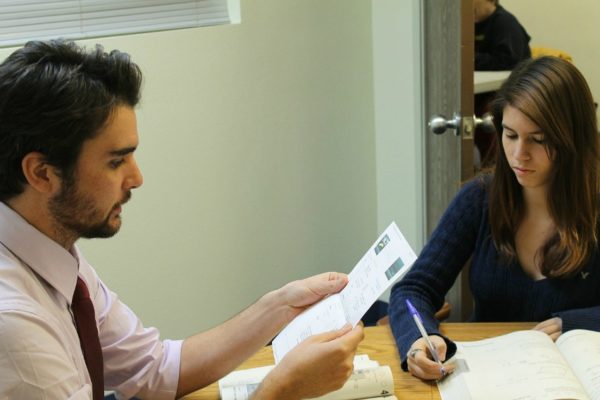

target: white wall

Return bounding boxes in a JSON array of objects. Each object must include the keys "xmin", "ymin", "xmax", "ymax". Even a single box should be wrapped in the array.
[
  {"xmin": 372, "ymin": 0, "xmax": 424, "ymax": 305},
  {"xmin": 85, "ymin": 0, "xmax": 379, "ymax": 339},
  {"xmin": 0, "ymin": 0, "xmax": 424, "ymax": 339},
  {"xmin": 373, "ymin": 0, "xmax": 424, "ymax": 252},
  {"xmin": 502, "ymin": 0, "xmax": 600, "ymax": 108}
]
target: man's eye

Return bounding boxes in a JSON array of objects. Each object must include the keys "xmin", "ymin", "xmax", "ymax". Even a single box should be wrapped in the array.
[{"xmin": 110, "ymin": 159, "xmax": 125, "ymax": 168}]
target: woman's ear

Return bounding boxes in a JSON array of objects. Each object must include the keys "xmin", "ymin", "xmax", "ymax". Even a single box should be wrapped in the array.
[{"xmin": 21, "ymin": 152, "xmax": 62, "ymax": 195}]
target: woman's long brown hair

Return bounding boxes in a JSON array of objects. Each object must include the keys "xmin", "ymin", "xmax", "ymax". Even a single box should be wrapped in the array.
[{"xmin": 489, "ymin": 56, "xmax": 599, "ymax": 278}]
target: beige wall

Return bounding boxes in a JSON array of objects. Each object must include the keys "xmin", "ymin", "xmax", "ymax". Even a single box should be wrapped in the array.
[
  {"xmin": 372, "ymin": 0, "xmax": 424, "ymax": 301},
  {"xmin": 84, "ymin": 0, "xmax": 377, "ymax": 338},
  {"xmin": 0, "ymin": 0, "xmax": 424, "ymax": 339},
  {"xmin": 1, "ymin": 0, "xmax": 377, "ymax": 339},
  {"xmin": 502, "ymin": 0, "xmax": 600, "ymax": 107},
  {"xmin": 373, "ymin": 0, "xmax": 424, "ymax": 245}
]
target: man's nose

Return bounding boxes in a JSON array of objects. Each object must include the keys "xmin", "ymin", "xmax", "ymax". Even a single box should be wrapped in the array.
[{"xmin": 125, "ymin": 158, "xmax": 144, "ymax": 190}]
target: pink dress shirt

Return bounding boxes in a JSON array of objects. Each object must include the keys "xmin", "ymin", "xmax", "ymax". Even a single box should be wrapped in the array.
[{"xmin": 0, "ymin": 202, "xmax": 182, "ymax": 399}]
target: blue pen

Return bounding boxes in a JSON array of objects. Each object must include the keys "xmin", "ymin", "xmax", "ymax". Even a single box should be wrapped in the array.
[{"xmin": 406, "ymin": 299, "xmax": 446, "ymax": 375}]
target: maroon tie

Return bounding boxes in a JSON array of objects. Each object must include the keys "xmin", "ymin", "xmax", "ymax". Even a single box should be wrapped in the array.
[{"xmin": 72, "ymin": 277, "xmax": 104, "ymax": 400}]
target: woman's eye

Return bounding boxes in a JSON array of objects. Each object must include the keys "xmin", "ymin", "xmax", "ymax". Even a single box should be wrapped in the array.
[{"xmin": 533, "ymin": 137, "xmax": 546, "ymax": 144}]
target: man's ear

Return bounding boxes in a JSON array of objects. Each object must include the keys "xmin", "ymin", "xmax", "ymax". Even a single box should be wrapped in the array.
[{"xmin": 21, "ymin": 152, "xmax": 62, "ymax": 194}]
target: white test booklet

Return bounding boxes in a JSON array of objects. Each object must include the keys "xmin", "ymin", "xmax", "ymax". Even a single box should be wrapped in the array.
[
  {"xmin": 272, "ymin": 221, "xmax": 417, "ymax": 364},
  {"xmin": 218, "ymin": 354, "xmax": 397, "ymax": 400},
  {"xmin": 437, "ymin": 329, "xmax": 600, "ymax": 400}
]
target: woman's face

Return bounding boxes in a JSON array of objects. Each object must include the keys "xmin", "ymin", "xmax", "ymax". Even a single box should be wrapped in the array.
[{"xmin": 501, "ymin": 105, "xmax": 553, "ymax": 192}]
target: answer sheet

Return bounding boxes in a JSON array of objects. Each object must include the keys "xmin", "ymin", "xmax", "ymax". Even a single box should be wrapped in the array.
[
  {"xmin": 272, "ymin": 222, "xmax": 417, "ymax": 363},
  {"xmin": 438, "ymin": 330, "xmax": 590, "ymax": 400}
]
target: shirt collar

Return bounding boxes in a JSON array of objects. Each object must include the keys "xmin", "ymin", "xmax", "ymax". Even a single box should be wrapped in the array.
[{"xmin": 0, "ymin": 201, "xmax": 79, "ymax": 303}]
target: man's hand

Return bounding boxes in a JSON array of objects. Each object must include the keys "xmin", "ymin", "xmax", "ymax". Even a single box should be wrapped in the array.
[
  {"xmin": 176, "ymin": 272, "xmax": 352, "ymax": 397},
  {"xmin": 406, "ymin": 336, "xmax": 454, "ymax": 380},
  {"xmin": 280, "ymin": 272, "xmax": 349, "ymax": 312},
  {"xmin": 533, "ymin": 317, "xmax": 563, "ymax": 341},
  {"xmin": 251, "ymin": 324, "xmax": 364, "ymax": 400}
]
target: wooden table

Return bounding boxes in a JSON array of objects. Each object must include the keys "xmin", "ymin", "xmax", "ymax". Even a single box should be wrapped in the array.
[{"xmin": 183, "ymin": 322, "xmax": 535, "ymax": 400}]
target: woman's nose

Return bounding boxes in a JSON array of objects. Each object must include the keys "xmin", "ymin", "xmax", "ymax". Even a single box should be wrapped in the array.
[{"xmin": 513, "ymin": 140, "xmax": 530, "ymax": 160}]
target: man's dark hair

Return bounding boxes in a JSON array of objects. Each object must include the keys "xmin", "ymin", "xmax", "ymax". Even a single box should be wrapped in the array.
[{"xmin": 0, "ymin": 39, "xmax": 142, "ymax": 201}]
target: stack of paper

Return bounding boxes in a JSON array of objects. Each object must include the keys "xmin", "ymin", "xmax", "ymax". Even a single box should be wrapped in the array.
[{"xmin": 218, "ymin": 354, "xmax": 398, "ymax": 400}]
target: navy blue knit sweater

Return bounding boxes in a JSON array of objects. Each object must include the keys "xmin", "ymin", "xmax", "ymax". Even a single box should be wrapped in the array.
[{"xmin": 389, "ymin": 177, "xmax": 600, "ymax": 370}]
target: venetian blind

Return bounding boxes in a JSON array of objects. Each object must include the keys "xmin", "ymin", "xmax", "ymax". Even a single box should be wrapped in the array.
[{"xmin": 0, "ymin": 0, "xmax": 232, "ymax": 47}]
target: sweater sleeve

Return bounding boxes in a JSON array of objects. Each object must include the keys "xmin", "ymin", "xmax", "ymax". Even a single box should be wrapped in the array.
[
  {"xmin": 389, "ymin": 179, "xmax": 487, "ymax": 370},
  {"xmin": 554, "ymin": 305, "xmax": 600, "ymax": 333}
]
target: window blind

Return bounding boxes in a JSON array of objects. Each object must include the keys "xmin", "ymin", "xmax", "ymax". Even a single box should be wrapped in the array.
[{"xmin": 0, "ymin": 0, "xmax": 232, "ymax": 48}]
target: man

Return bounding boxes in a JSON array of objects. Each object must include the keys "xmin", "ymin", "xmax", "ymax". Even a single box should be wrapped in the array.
[
  {"xmin": 474, "ymin": 0, "xmax": 531, "ymax": 71},
  {"xmin": 0, "ymin": 40, "xmax": 364, "ymax": 399}
]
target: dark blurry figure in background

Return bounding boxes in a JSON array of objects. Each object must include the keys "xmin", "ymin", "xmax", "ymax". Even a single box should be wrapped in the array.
[{"xmin": 474, "ymin": 0, "xmax": 531, "ymax": 71}]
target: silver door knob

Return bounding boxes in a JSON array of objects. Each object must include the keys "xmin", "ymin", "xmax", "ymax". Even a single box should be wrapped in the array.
[
  {"xmin": 428, "ymin": 113, "xmax": 495, "ymax": 137},
  {"xmin": 474, "ymin": 113, "xmax": 495, "ymax": 132},
  {"xmin": 429, "ymin": 114, "xmax": 461, "ymax": 135}
]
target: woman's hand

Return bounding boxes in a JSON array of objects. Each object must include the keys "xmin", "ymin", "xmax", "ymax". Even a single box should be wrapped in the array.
[
  {"xmin": 533, "ymin": 317, "xmax": 563, "ymax": 341},
  {"xmin": 406, "ymin": 336, "xmax": 454, "ymax": 380}
]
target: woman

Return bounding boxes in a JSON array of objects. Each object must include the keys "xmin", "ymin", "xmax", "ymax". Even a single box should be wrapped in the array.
[{"xmin": 389, "ymin": 56, "xmax": 600, "ymax": 380}]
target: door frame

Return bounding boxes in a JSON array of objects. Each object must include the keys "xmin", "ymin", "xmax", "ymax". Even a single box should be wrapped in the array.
[{"xmin": 422, "ymin": 0, "xmax": 475, "ymax": 321}]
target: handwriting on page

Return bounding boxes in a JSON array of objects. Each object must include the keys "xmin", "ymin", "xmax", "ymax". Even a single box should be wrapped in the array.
[
  {"xmin": 340, "ymin": 226, "xmax": 415, "ymax": 326},
  {"xmin": 557, "ymin": 329, "xmax": 600, "ymax": 400},
  {"xmin": 272, "ymin": 222, "xmax": 417, "ymax": 364},
  {"xmin": 272, "ymin": 295, "xmax": 347, "ymax": 363},
  {"xmin": 452, "ymin": 331, "xmax": 589, "ymax": 400}
]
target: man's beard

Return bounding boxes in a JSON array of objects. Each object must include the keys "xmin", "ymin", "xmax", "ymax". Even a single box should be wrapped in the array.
[{"xmin": 49, "ymin": 175, "xmax": 131, "ymax": 240}]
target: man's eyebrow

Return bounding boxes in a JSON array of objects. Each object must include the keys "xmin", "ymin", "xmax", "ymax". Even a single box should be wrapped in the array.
[{"xmin": 109, "ymin": 146, "xmax": 137, "ymax": 157}]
